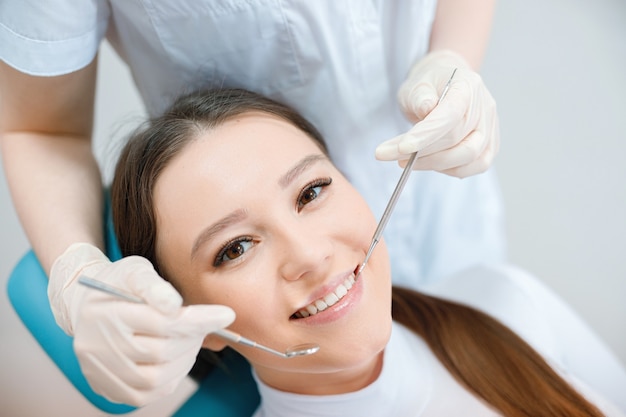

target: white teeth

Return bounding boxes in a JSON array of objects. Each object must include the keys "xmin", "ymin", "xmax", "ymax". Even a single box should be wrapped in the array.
[
  {"xmin": 345, "ymin": 275, "xmax": 355, "ymax": 289},
  {"xmin": 335, "ymin": 284, "xmax": 348, "ymax": 299},
  {"xmin": 324, "ymin": 292, "xmax": 339, "ymax": 307},
  {"xmin": 314, "ymin": 299, "xmax": 328, "ymax": 312},
  {"xmin": 293, "ymin": 273, "xmax": 356, "ymax": 319}
]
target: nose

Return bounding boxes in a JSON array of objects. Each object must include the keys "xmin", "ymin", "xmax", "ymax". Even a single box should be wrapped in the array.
[{"xmin": 276, "ymin": 219, "xmax": 333, "ymax": 282}]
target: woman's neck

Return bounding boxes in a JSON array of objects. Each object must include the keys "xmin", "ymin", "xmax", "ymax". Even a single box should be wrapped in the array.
[{"xmin": 253, "ymin": 350, "xmax": 385, "ymax": 395}]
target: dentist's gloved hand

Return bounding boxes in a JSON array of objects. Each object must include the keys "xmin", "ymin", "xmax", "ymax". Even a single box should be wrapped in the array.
[
  {"xmin": 376, "ymin": 49, "xmax": 500, "ymax": 178},
  {"xmin": 48, "ymin": 243, "xmax": 235, "ymax": 406}
]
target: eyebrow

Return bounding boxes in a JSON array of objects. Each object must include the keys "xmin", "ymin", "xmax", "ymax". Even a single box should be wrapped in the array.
[
  {"xmin": 278, "ymin": 154, "xmax": 327, "ymax": 189},
  {"xmin": 191, "ymin": 209, "xmax": 248, "ymax": 260},
  {"xmin": 190, "ymin": 153, "xmax": 327, "ymax": 261}
]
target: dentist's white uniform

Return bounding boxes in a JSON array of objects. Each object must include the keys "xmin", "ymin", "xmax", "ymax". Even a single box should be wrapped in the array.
[{"xmin": 0, "ymin": 0, "xmax": 506, "ymax": 287}]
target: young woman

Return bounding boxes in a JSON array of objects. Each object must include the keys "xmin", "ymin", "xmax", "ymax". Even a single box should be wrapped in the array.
[{"xmin": 110, "ymin": 88, "xmax": 624, "ymax": 416}]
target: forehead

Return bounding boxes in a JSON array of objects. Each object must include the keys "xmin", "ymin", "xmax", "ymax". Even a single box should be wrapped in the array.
[
  {"xmin": 195, "ymin": 111, "xmax": 322, "ymax": 162},
  {"xmin": 165, "ymin": 111, "xmax": 322, "ymax": 176}
]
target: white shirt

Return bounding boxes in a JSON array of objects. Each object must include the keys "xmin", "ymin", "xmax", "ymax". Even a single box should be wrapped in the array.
[
  {"xmin": 252, "ymin": 322, "xmax": 500, "ymax": 417},
  {"xmin": 0, "ymin": 0, "xmax": 506, "ymax": 286},
  {"xmin": 251, "ymin": 265, "xmax": 626, "ymax": 416}
]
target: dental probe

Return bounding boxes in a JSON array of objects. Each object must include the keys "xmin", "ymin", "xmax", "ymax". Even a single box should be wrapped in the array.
[
  {"xmin": 355, "ymin": 68, "xmax": 457, "ymax": 281},
  {"xmin": 78, "ymin": 276, "xmax": 320, "ymax": 359}
]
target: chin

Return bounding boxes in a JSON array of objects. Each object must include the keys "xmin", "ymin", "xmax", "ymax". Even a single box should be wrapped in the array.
[{"xmin": 322, "ymin": 314, "xmax": 393, "ymax": 371}]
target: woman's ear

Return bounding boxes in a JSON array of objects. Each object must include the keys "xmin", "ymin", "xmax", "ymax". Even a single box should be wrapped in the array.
[{"xmin": 202, "ymin": 333, "xmax": 228, "ymax": 351}]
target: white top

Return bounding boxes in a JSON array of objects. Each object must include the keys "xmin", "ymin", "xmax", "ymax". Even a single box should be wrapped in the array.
[
  {"xmin": 251, "ymin": 265, "xmax": 626, "ymax": 416},
  {"xmin": 0, "ymin": 0, "xmax": 506, "ymax": 286}
]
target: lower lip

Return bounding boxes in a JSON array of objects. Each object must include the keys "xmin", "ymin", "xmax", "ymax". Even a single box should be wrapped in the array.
[{"xmin": 291, "ymin": 275, "xmax": 364, "ymax": 326}]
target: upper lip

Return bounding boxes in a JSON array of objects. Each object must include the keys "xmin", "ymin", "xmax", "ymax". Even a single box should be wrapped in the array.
[{"xmin": 292, "ymin": 267, "xmax": 357, "ymax": 314}]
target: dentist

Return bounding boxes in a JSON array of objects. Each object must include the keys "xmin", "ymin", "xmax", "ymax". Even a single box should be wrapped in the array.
[{"xmin": 0, "ymin": 0, "xmax": 502, "ymax": 406}]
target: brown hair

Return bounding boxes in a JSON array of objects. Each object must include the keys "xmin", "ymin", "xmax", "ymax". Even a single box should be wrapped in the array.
[
  {"xmin": 111, "ymin": 88, "xmax": 603, "ymax": 416},
  {"xmin": 392, "ymin": 287, "xmax": 603, "ymax": 416}
]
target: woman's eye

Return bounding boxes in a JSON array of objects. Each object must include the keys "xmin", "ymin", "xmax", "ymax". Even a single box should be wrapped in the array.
[
  {"xmin": 299, "ymin": 186, "xmax": 321, "ymax": 206},
  {"xmin": 298, "ymin": 178, "xmax": 332, "ymax": 210},
  {"xmin": 214, "ymin": 238, "xmax": 253, "ymax": 266}
]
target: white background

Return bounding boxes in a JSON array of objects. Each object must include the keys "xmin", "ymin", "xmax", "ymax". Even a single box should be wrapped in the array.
[{"xmin": 1, "ymin": 0, "xmax": 624, "ymax": 415}]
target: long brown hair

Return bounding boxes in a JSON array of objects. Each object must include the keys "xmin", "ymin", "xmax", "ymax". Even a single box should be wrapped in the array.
[{"xmin": 111, "ymin": 88, "xmax": 603, "ymax": 416}]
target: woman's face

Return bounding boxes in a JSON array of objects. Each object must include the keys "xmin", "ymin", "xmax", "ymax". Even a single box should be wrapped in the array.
[{"xmin": 153, "ymin": 112, "xmax": 392, "ymax": 393}]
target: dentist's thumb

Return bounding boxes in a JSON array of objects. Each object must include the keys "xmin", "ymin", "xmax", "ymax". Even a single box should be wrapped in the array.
[{"xmin": 170, "ymin": 303, "xmax": 236, "ymax": 337}]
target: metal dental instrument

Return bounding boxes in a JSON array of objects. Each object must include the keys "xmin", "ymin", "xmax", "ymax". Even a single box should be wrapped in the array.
[
  {"xmin": 355, "ymin": 68, "xmax": 457, "ymax": 281},
  {"xmin": 78, "ymin": 276, "xmax": 320, "ymax": 359}
]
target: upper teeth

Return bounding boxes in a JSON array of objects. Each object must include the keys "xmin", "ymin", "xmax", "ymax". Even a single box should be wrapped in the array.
[{"xmin": 294, "ymin": 273, "xmax": 356, "ymax": 319}]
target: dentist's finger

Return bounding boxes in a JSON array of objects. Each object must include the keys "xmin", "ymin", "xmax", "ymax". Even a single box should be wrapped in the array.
[
  {"xmin": 124, "ymin": 304, "xmax": 236, "ymax": 337},
  {"xmin": 398, "ymin": 84, "xmax": 471, "ymax": 155},
  {"xmin": 443, "ymin": 134, "xmax": 497, "ymax": 178},
  {"xmin": 407, "ymin": 129, "xmax": 487, "ymax": 173},
  {"xmin": 116, "ymin": 257, "xmax": 182, "ymax": 315},
  {"xmin": 398, "ymin": 79, "xmax": 440, "ymax": 123}
]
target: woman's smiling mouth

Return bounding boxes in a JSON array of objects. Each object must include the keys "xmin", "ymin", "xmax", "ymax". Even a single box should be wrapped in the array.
[{"xmin": 291, "ymin": 272, "xmax": 357, "ymax": 319}]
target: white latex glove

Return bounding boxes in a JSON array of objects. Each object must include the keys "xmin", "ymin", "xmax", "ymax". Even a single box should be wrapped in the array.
[
  {"xmin": 376, "ymin": 49, "xmax": 500, "ymax": 178},
  {"xmin": 48, "ymin": 242, "xmax": 235, "ymax": 406}
]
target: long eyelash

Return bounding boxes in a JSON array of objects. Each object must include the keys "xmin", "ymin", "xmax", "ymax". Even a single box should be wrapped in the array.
[
  {"xmin": 297, "ymin": 177, "xmax": 332, "ymax": 208},
  {"xmin": 214, "ymin": 236, "xmax": 253, "ymax": 267}
]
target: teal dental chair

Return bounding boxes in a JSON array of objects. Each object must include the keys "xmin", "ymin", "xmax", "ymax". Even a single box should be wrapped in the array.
[{"xmin": 6, "ymin": 200, "xmax": 260, "ymax": 416}]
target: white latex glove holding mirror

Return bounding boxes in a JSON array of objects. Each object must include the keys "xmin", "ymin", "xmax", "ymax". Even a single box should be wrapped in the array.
[
  {"xmin": 376, "ymin": 49, "xmax": 500, "ymax": 178},
  {"xmin": 48, "ymin": 243, "xmax": 235, "ymax": 406}
]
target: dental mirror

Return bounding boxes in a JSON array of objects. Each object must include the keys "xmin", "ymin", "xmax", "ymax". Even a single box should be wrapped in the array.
[{"xmin": 78, "ymin": 276, "xmax": 320, "ymax": 359}]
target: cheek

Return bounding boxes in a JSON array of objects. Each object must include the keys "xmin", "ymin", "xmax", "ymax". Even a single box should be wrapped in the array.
[
  {"xmin": 335, "ymin": 188, "xmax": 378, "ymax": 244},
  {"xmin": 183, "ymin": 280, "xmax": 232, "ymax": 305},
  {"xmin": 179, "ymin": 283, "xmax": 210, "ymax": 305},
  {"xmin": 169, "ymin": 268, "xmax": 229, "ymax": 306}
]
